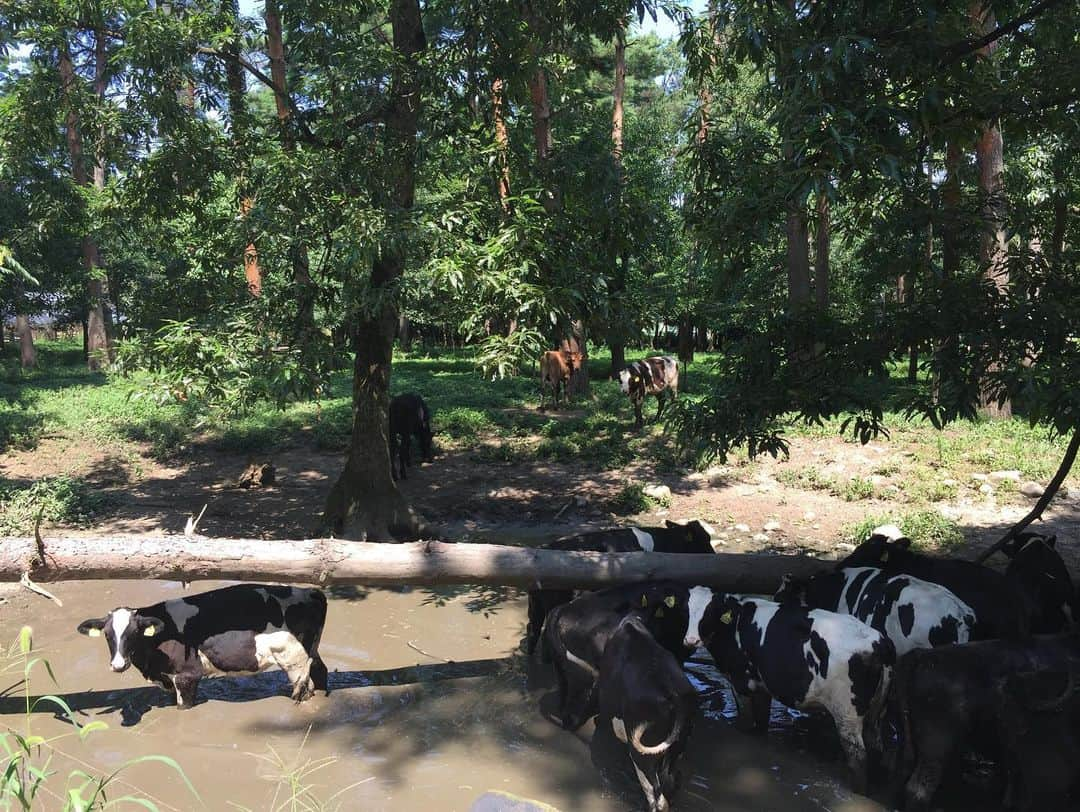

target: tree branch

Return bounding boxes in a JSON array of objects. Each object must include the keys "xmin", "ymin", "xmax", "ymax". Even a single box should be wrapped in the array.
[
  {"xmin": 975, "ymin": 429, "xmax": 1079, "ymax": 563},
  {"xmin": 938, "ymin": 0, "xmax": 1067, "ymax": 68}
]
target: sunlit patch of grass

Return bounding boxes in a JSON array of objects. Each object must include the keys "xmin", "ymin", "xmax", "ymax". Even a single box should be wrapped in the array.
[
  {"xmin": 847, "ymin": 509, "xmax": 965, "ymax": 551},
  {"xmin": 0, "ymin": 476, "xmax": 116, "ymax": 535}
]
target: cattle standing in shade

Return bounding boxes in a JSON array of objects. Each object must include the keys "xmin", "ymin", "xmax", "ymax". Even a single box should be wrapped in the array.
[
  {"xmin": 890, "ymin": 634, "xmax": 1080, "ymax": 811},
  {"xmin": 836, "ymin": 531, "xmax": 1035, "ymax": 639},
  {"xmin": 539, "ymin": 349, "xmax": 582, "ymax": 411},
  {"xmin": 597, "ymin": 614, "xmax": 697, "ymax": 812},
  {"xmin": 389, "ymin": 392, "xmax": 434, "ymax": 481},
  {"xmin": 543, "ymin": 582, "xmax": 691, "ymax": 731},
  {"xmin": 1000, "ymin": 532, "xmax": 1078, "ymax": 634},
  {"xmin": 775, "ymin": 567, "xmax": 976, "ymax": 656},
  {"xmin": 683, "ymin": 589, "xmax": 894, "ymax": 792},
  {"xmin": 618, "ymin": 356, "xmax": 679, "ymax": 429},
  {"xmin": 524, "ymin": 519, "xmax": 716, "ymax": 657},
  {"xmin": 77, "ymin": 584, "xmax": 329, "ymax": 708}
]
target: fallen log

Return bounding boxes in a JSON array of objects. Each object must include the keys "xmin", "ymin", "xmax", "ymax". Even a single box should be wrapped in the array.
[{"xmin": 0, "ymin": 535, "xmax": 830, "ymax": 594}]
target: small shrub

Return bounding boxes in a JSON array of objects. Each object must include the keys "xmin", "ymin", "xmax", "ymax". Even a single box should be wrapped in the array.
[
  {"xmin": 0, "ymin": 476, "xmax": 115, "ymax": 535},
  {"xmin": 438, "ymin": 407, "xmax": 495, "ymax": 440},
  {"xmin": 837, "ymin": 477, "xmax": 876, "ymax": 502},
  {"xmin": 848, "ymin": 509, "xmax": 964, "ymax": 550},
  {"xmin": 607, "ymin": 483, "xmax": 667, "ymax": 515}
]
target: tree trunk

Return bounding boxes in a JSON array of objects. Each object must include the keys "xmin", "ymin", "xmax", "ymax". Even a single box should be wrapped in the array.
[
  {"xmin": 785, "ymin": 167, "xmax": 812, "ymax": 312},
  {"xmin": 321, "ymin": 0, "xmax": 426, "ymax": 541},
  {"xmin": 971, "ymin": 1, "xmax": 1011, "ymax": 418},
  {"xmin": 608, "ymin": 21, "xmax": 628, "ymax": 380},
  {"xmin": 934, "ymin": 141, "xmax": 963, "ymax": 403},
  {"xmin": 492, "ymin": 77, "xmax": 511, "ymax": 216},
  {"xmin": 814, "ymin": 188, "xmax": 830, "ymax": 307},
  {"xmin": 58, "ymin": 43, "xmax": 110, "ymax": 372},
  {"xmin": 0, "ymin": 535, "xmax": 831, "ymax": 593},
  {"xmin": 265, "ymin": 0, "xmax": 316, "ymax": 343},
  {"xmin": 16, "ymin": 315, "xmax": 35, "ymax": 370},
  {"xmin": 224, "ymin": 0, "xmax": 261, "ymax": 298},
  {"xmin": 559, "ymin": 322, "xmax": 589, "ymax": 397},
  {"xmin": 677, "ymin": 312, "xmax": 694, "ymax": 365}
]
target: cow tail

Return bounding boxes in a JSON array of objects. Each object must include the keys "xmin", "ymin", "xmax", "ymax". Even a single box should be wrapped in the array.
[{"xmin": 630, "ymin": 714, "xmax": 682, "ymax": 756}]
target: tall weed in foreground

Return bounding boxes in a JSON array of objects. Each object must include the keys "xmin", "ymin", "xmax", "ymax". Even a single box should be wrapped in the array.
[{"xmin": 0, "ymin": 626, "xmax": 199, "ymax": 810}]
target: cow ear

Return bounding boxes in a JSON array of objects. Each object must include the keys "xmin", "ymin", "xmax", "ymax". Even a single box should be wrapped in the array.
[
  {"xmin": 641, "ymin": 594, "xmax": 649, "ymax": 608},
  {"xmin": 77, "ymin": 618, "xmax": 106, "ymax": 637},
  {"xmin": 665, "ymin": 519, "xmax": 678, "ymax": 529},
  {"xmin": 139, "ymin": 618, "xmax": 165, "ymax": 638}
]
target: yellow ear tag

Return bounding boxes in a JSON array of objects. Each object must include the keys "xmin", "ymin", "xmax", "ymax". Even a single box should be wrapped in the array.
[
  {"xmin": 143, "ymin": 626, "xmax": 157, "ymax": 637},
  {"xmin": 641, "ymin": 595, "xmax": 649, "ymax": 608},
  {"xmin": 664, "ymin": 596, "xmax": 676, "ymax": 608},
  {"xmin": 633, "ymin": 376, "xmax": 640, "ymax": 381},
  {"xmin": 655, "ymin": 607, "xmax": 665, "ymax": 618},
  {"xmin": 720, "ymin": 610, "xmax": 734, "ymax": 625},
  {"xmin": 87, "ymin": 628, "xmax": 102, "ymax": 638}
]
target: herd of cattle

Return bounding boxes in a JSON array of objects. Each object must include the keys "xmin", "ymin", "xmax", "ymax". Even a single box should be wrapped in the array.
[
  {"xmin": 75, "ymin": 520, "xmax": 1080, "ymax": 811},
  {"xmin": 526, "ymin": 520, "xmax": 1080, "ymax": 811}
]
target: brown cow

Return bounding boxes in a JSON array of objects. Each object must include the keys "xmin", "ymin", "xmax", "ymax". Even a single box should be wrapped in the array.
[{"xmin": 539, "ymin": 350, "xmax": 582, "ymax": 411}]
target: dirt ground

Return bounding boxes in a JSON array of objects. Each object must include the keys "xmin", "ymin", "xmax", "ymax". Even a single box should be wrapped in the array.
[{"xmin": 2, "ymin": 425, "xmax": 1079, "ymax": 569}]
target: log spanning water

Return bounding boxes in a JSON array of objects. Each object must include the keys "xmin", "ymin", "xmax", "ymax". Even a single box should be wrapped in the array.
[{"xmin": 0, "ymin": 536, "xmax": 831, "ymax": 593}]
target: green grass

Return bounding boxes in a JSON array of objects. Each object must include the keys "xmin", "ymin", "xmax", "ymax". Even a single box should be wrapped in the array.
[
  {"xmin": 1, "ymin": 340, "xmax": 1074, "ymax": 505},
  {"xmin": 0, "ymin": 476, "xmax": 117, "ymax": 535},
  {"xmin": 847, "ymin": 509, "xmax": 965, "ymax": 551}
]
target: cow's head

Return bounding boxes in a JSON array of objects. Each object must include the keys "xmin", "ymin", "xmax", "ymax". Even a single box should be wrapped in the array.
[
  {"xmin": 773, "ymin": 573, "xmax": 809, "ymax": 605},
  {"xmin": 566, "ymin": 351, "xmax": 583, "ymax": 373},
  {"xmin": 835, "ymin": 532, "xmax": 914, "ymax": 571},
  {"xmin": 634, "ymin": 583, "xmax": 692, "ymax": 658},
  {"xmin": 1003, "ymin": 532, "xmax": 1078, "ymax": 633},
  {"xmin": 77, "ymin": 609, "xmax": 165, "ymax": 672},
  {"xmin": 618, "ymin": 367, "xmax": 634, "ymax": 394},
  {"xmin": 664, "ymin": 519, "xmax": 716, "ymax": 554}
]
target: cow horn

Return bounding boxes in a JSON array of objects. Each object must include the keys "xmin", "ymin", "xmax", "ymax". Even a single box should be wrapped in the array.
[
  {"xmin": 630, "ymin": 716, "xmax": 682, "ymax": 755},
  {"xmin": 1020, "ymin": 664, "xmax": 1077, "ymax": 712}
]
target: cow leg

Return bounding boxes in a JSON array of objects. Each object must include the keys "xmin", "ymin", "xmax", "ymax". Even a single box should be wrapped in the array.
[
  {"xmin": 836, "ymin": 716, "xmax": 869, "ymax": 795},
  {"xmin": 260, "ymin": 633, "xmax": 317, "ymax": 702},
  {"xmin": 903, "ymin": 736, "xmax": 949, "ymax": 812},
  {"xmin": 633, "ymin": 400, "xmax": 644, "ymax": 429},
  {"xmin": 173, "ymin": 674, "xmax": 200, "ymax": 709},
  {"xmin": 654, "ymin": 393, "xmax": 665, "ymax": 422}
]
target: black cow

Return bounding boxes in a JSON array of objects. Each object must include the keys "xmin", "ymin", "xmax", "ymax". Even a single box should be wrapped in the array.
[
  {"xmin": 890, "ymin": 634, "xmax": 1080, "ymax": 811},
  {"xmin": 524, "ymin": 519, "xmax": 716, "ymax": 657},
  {"xmin": 77, "ymin": 584, "xmax": 329, "ymax": 708},
  {"xmin": 389, "ymin": 392, "xmax": 433, "ymax": 480},
  {"xmin": 684, "ymin": 588, "xmax": 894, "ymax": 792},
  {"xmin": 618, "ymin": 356, "xmax": 679, "ymax": 429},
  {"xmin": 543, "ymin": 581, "xmax": 692, "ymax": 731},
  {"xmin": 1000, "ymin": 532, "xmax": 1078, "ymax": 634},
  {"xmin": 995, "ymin": 664, "xmax": 1080, "ymax": 812},
  {"xmin": 775, "ymin": 567, "xmax": 976, "ymax": 656},
  {"xmin": 837, "ymin": 530, "xmax": 1035, "ymax": 639},
  {"xmin": 597, "ymin": 614, "xmax": 697, "ymax": 812}
]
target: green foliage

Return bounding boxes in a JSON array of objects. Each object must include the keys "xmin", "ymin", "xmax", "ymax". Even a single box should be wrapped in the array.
[
  {"xmin": 848, "ymin": 510, "xmax": 965, "ymax": 551},
  {"xmin": 0, "ymin": 627, "xmax": 198, "ymax": 810},
  {"xmin": 0, "ymin": 477, "xmax": 114, "ymax": 535}
]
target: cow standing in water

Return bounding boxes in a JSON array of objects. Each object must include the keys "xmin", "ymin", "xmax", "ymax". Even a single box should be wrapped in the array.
[
  {"xmin": 539, "ymin": 349, "xmax": 583, "ymax": 411},
  {"xmin": 618, "ymin": 356, "xmax": 678, "ymax": 429},
  {"xmin": 78, "ymin": 584, "xmax": 329, "ymax": 708}
]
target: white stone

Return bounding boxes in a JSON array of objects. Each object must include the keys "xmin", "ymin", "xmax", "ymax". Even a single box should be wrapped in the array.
[
  {"xmin": 763, "ymin": 521, "xmax": 781, "ymax": 532},
  {"xmin": 979, "ymin": 483, "xmax": 994, "ymax": 495},
  {"xmin": 752, "ymin": 533, "xmax": 769, "ymax": 542},
  {"xmin": 1020, "ymin": 481, "xmax": 1046, "ymax": 498},
  {"xmin": 942, "ymin": 478, "xmax": 958, "ymax": 487},
  {"xmin": 971, "ymin": 473, "xmax": 988, "ymax": 482},
  {"xmin": 643, "ymin": 484, "xmax": 672, "ymax": 501},
  {"xmin": 803, "ymin": 511, "xmax": 816, "ymax": 521},
  {"xmin": 989, "ymin": 470, "xmax": 1022, "ymax": 482},
  {"xmin": 734, "ymin": 523, "xmax": 751, "ymax": 533},
  {"xmin": 835, "ymin": 542, "xmax": 856, "ymax": 552}
]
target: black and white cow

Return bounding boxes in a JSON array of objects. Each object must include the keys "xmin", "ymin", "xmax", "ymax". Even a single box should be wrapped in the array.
[
  {"xmin": 890, "ymin": 634, "xmax": 1080, "ymax": 811},
  {"xmin": 837, "ymin": 528, "xmax": 1035, "ymax": 639},
  {"xmin": 683, "ymin": 588, "xmax": 895, "ymax": 792},
  {"xmin": 597, "ymin": 614, "xmax": 697, "ymax": 812},
  {"xmin": 618, "ymin": 356, "xmax": 679, "ymax": 429},
  {"xmin": 543, "ymin": 581, "xmax": 692, "ymax": 731},
  {"xmin": 775, "ymin": 567, "xmax": 977, "ymax": 656},
  {"xmin": 524, "ymin": 519, "xmax": 716, "ymax": 657},
  {"xmin": 1000, "ymin": 532, "xmax": 1078, "ymax": 634},
  {"xmin": 77, "ymin": 584, "xmax": 329, "ymax": 708},
  {"xmin": 389, "ymin": 392, "xmax": 434, "ymax": 481}
]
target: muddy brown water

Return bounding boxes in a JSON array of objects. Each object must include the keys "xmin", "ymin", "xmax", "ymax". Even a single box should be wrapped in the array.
[{"xmin": 0, "ymin": 578, "xmax": 1008, "ymax": 811}]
